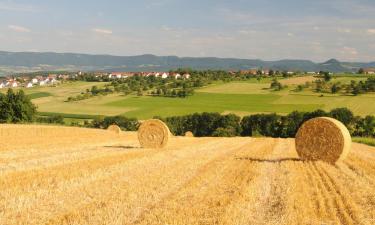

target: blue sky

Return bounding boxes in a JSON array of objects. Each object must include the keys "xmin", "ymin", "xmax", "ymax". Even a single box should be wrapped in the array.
[{"xmin": 0, "ymin": 0, "xmax": 374, "ymax": 62}]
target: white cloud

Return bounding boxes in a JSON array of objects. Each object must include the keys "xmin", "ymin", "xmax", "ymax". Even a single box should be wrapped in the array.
[
  {"xmin": 161, "ymin": 25, "xmax": 172, "ymax": 31},
  {"xmin": 367, "ymin": 29, "xmax": 375, "ymax": 34},
  {"xmin": 0, "ymin": 2, "xmax": 38, "ymax": 12},
  {"xmin": 92, "ymin": 28, "xmax": 113, "ymax": 35},
  {"xmin": 341, "ymin": 46, "xmax": 358, "ymax": 55},
  {"xmin": 337, "ymin": 28, "xmax": 351, "ymax": 33},
  {"xmin": 8, "ymin": 25, "xmax": 31, "ymax": 33}
]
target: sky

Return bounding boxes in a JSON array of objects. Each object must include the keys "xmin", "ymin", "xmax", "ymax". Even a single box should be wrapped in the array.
[{"xmin": 0, "ymin": 0, "xmax": 374, "ymax": 62}]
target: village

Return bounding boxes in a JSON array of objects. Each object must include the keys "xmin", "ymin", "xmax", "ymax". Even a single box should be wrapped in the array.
[
  {"xmin": 0, "ymin": 71, "xmax": 194, "ymax": 89},
  {"xmin": 0, "ymin": 67, "xmax": 374, "ymax": 89}
]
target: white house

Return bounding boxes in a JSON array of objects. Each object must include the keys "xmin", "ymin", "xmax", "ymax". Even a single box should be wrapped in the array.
[
  {"xmin": 26, "ymin": 82, "xmax": 33, "ymax": 88},
  {"xmin": 31, "ymin": 78, "xmax": 38, "ymax": 84},
  {"xmin": 0, "ymin": 83, "xmax": 5, "ymax": 89},
  {"xmin": 174, "ymin": 73, "xmax": 181, "ymax": 79},
  {"xmin": 50, "ymin": 78, "xmax": 58, "ymax": 84},
  {"xmin": 161, "ymin": 72, "xmax": 169, "ymax": 79},
  {"xmin": 10, "ymin": 81, "xmax": 18, "ymax": 88},
  {"xmin": 39, "ymin": 80, "xmax": 46, "ymax": 86},
  {"xmin": 183, "ymin": 73, "xmax": 191, "ymax": 79}
]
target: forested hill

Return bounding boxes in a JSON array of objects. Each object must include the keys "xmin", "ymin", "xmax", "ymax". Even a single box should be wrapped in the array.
[{"xmin": 0, "ymin": 51, "xmax": 374, "ymax": 74}]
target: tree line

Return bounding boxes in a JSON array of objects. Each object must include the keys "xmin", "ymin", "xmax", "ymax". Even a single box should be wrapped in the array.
[
  {"xmin": 158, "ymin": 108, "xmax": 374, "ymax": 138},
  {"xmin": 295, "ymin": 77, "xmax": 375, "ymax": 95}
]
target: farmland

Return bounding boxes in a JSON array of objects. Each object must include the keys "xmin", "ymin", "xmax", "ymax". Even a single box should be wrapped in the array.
[
  {"xmin": 1, "ymin": 75, "xmax": 374, "ymax": 121},
  {"xmin": 0, "ymin": 125, "xmax": 374, "ymax": 224}
]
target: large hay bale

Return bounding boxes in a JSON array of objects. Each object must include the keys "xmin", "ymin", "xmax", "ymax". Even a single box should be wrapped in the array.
[
  {"xmin": 295, "ymin": 117, "xmax": 351, "ymax": 164},
  {"xmin": 107, "ymin": 124, "xmax": 121, "ymax": 134},
  {"xmin": 185, "ymin": 131, "xmax": 194, "ymax": 137},
  {"xmin": 138, "ymin": 119, "xmax": 170, "ymax": 148}
]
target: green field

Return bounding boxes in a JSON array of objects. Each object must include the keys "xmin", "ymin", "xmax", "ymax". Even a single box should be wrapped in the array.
[
  {"xmin": 353, "ymin": 137, "xmax": 375, "ymax": 146},
  {"xmin": 2, "ymin": 76, "xmax": 374, "ymax": 120}
]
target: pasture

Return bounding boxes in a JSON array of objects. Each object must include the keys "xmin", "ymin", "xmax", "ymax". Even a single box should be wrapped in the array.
[
  {"xmin": 1, "ymin": 76, "xmax": 373, "ymax": 121},
  {"xmin": 0, "ymin": 125, "xmax": 374, "ymax": 224}
]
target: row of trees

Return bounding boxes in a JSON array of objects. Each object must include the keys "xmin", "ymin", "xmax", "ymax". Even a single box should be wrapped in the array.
[
  {"xmin": 293, "ymin": 77, "xmax": 375, "ymax": 95},
  {"xmin": 158, "ymin": 108, "xmax": 374, "ymax": 138},
  {"xmin": 67, "ymin": 85, "xmax": 114, "ymax": 102}
]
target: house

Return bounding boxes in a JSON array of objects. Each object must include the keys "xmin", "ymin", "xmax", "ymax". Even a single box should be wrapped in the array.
[
  {"xmin": 0, "ymin": 83, "xmax": 5, "ymax": 89},
  {"xmin": 10, "ymin": 81, "xmax": 18, "ymax": 88},
  {"xmin": 39, "ymin": 80, "xmax": 46, "ymax": 86},
  {"xmin": 363, "ymin": 68, "xmax": 375, "ymax": 74},
  {"xmin": 31, "ymin": 78, "xmax": 38, "ymax": 84},
  {"xmin": 154, "ymin": 72, "xmax": 160, "ymax": 77},
  {"xmin": 26, "ymin": 82, "xmax": 33, "ymax": 88},
  {"xmin": 111, "ymin": 72, "xmax": 123, "ymax": 79},
  {"xmin": 183, "ymin": 73, "xmax": 191, "ymax": 79},
  {"xmin": 174, "ymin": 73, "xmax": 181, "ymax": 79},
  {"xmin": 161, "ymin": 72, "xmax": 169, "ymax": 79}
]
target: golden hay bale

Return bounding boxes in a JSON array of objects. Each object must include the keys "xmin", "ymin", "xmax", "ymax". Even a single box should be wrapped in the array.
[
  {"xmin": 138, "ymin": 119, "xmax": 170, "ymax": 148},
  {"xmin": 185, "ymin": 131, "xmax": 194, "ymax": 137},
  {"xmin": 295, "ymin": 117, "xmax": 351, "ymax": 164},
  {"xmin": 107, "ymin": 124, "xmax": 121, "ymax": 134}
]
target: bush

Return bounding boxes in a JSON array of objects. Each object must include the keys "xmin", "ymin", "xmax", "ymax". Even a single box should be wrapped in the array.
[
  {"xmin": 0, "ymin": 89, "xmax": 37, "ymax": 123},
  {"xmin": 164, "ymin": 112, "xmax": 241, "ymax": 137},
  {"xmin": 212, "ymin": 127, "xmax": 237, "ymax": 137},
  {"xmin": 89, "ymin": 116, "xmax": 139, "ymax": 131},
  {"xmin": 36, "ymin": 115, "xmax": 64, "ymax": 124}
]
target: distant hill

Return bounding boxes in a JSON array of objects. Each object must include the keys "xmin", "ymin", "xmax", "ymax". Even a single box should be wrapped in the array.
[{"xmin": 0, "ymin": 51, "xmax": 374, "ymax": 75}]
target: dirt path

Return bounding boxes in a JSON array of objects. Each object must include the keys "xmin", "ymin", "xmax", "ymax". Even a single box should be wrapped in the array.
[{"xmin": 0, "ymin": 127, "xmax": 374, "ymax": 225}]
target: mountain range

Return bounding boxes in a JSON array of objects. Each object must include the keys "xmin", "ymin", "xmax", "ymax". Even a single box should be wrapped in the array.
[{"xmin": 0, "ymin": 51, "xmax": 374, "ymax": 75}]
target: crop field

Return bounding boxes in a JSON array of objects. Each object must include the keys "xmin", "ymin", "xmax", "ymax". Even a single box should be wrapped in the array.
[
  {"xmin": 1, "ymin": 76, "xmax": 374, "ymax": 120},
  {"xmin": 0, "ymin": 125, "xmax": 374, "ymax": 225}
]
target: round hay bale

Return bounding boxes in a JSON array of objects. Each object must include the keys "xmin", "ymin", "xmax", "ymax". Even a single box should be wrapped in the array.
[
  {"xmin": 185, "ymin": 131, "xmax": 194, "ymax": 137},
  {"xmin": 295, "ymin": 117, "xmax": 351, "ymax": 164},
  {"xmin": 138, "ymin": 119, "xmax": 170, "ymax": 148},
  {"xmin": 107, "ymin": 124, "xmax": 121, "ymax": 134}
]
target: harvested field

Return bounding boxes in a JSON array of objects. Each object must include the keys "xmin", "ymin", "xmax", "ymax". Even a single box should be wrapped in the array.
[
  {"xmin": 0, "ymin": 125, "xmax": 374, "ymax": 225},
  {"xmin": 279, "ymin": 75, "xmax": 318, "ymax": 85}
]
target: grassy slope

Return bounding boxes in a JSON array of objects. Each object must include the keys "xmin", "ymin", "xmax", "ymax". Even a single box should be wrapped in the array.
[
  {"xmin": 1, "ymin": 76, "xmax": 373, "ymax": 119},
  {"xmin": 353, "ymin": 137, "xmax": 375, "ymax": 147},
  {"xmin": 107, "ymin": 93, "xmax": 321, "ymax": 119}
]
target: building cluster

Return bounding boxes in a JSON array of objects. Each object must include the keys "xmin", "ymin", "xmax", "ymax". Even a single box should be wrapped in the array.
[
  {"xmin": 236, "ymin": 69, "xmax": 310, "ymax": 76},
  {"xmin": 106, "ymin": 72, "xmax": 191, "ymax": 79},
  {"xmin": 363, "ymin": 68, "xmax": 375, "ymax": 74},
  {"xmin": 82, "ymin": 71, "xmax": 191, "ymax": 80},
  {"xmin": 0, "ymin": 75, "xmax": 60, "ymax": 89}
]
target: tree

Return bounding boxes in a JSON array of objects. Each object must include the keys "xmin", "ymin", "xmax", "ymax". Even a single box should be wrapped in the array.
[
  {"xmin": 0, "ymin": 89, "xmax": 37, "ymax": 123},
  {"xmin": 331, "ymin": 83, "xmax": 340, "ymax": 94},
  {"xmin": 270, "ymin": 79, "xmax": 283, "ymax": 91},
  {"xmin": 352, "ymin": 85, "xmax": 360, "ymax": 96},
  {"xmin": 358, "ymin": 68, "xmax": 364, "ymax": 74},
  {"xmin": 323, "ymin": 72, "xmax": 332, "ymax": 82},
  {"xmin": 330, "ymin": 108, "xmax": 354, "ymax": 126}
]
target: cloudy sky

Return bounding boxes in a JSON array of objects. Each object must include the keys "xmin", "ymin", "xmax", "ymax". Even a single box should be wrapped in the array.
[{"xmin": 0, "ymin": 0, "xmax": 374, "ymax": 62}]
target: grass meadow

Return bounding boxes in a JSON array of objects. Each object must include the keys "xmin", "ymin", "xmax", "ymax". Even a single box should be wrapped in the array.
[{"xmin": 1, "ymin": 76, "xmax": 373, "ymax": 120}]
